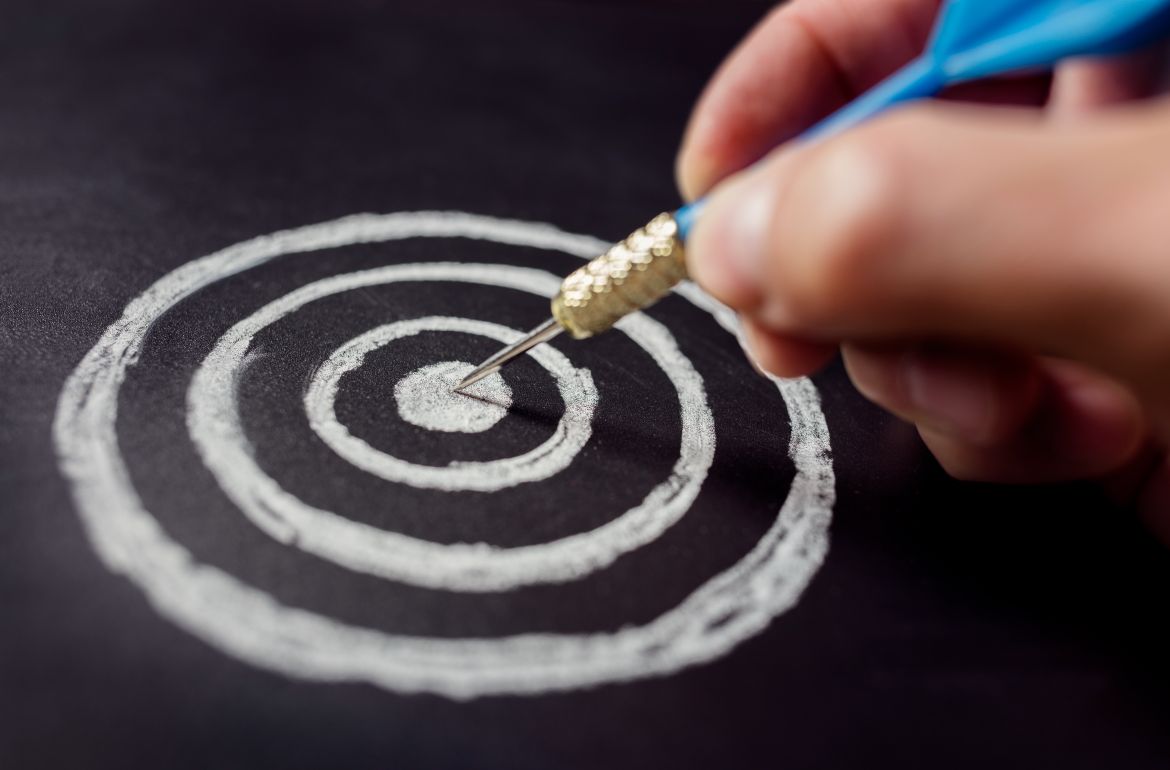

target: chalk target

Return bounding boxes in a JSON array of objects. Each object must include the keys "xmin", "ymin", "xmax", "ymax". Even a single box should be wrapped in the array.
[{"xmin": 54, "ymin": 211, "xmax": 835, "ymax": 698}]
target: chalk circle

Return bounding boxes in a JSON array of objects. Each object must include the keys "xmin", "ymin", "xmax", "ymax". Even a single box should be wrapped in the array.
[
  {"xmin": 303, "ymin": 314, "xmax": 599, "ymax": 492},
  {"xmin": 192, "ymin": 265, "xmax": 712, "ymax": 591},
  {"xmin": 54, "ymin": 211, "xmax": 835, "ymax": 699},
  {"xmin": 393, "ymin": 360, "xmax": 510, "ymax": 434}
]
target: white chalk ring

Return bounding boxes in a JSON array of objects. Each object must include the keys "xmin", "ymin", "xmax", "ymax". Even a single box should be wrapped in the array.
[
  {"xmin": 189, "ymin": 264, "xmax": 714, "ymax": 591},
  {"xmin": 305, "ymin": 316, "xmax": 596, "ymax": 492}
]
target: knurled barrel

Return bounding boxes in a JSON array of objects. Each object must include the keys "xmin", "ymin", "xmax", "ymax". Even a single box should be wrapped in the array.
[{"xmin": 551, "ymin": 212, "xmax": 687, "ymax": 338}]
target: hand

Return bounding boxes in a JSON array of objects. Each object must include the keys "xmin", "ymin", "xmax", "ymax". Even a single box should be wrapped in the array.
[{"xmin": 676, "ymin": 0, "xmax": 1170, "ymax": 543}]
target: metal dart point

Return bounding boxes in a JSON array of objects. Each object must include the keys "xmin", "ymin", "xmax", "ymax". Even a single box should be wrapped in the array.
[
  {"xmin": 453, "ymin": 212, "xmax": 686, "ymax": 394},
  {"xmin": 454, "ymin": 319, "xmax": 562, "ymax": 393}
]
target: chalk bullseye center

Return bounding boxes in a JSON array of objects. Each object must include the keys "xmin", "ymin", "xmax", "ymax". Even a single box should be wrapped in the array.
[{"xmin": 393, "ymin": 360, "xmax": 511, "ymax": 433}]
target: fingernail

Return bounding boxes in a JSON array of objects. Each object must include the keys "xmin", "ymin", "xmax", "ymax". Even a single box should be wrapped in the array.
[
  {"xmin": 737, "ymin": 315, "xmax": 772, "ymax": 378},
  {"xmin": 717, "ymin": 170, "xmax": 774, "ymax": 285},
  {"xmin": 902, "ymin": 352, "xmax": 993, "ymax": 442},
  {"xmin": 687, "ymin": 169, "xmax": 775, "ymax": 306}
]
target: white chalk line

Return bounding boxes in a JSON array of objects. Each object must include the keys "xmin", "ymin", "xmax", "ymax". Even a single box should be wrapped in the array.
[
  {"xmin": 302, "ymin": 314, "xmax": 597, "ymax": 491},
  {"xmin": 190, "ymin": 271, "xmax": 714, "ymax": 591},
  {"xmin": 53, "ymin": 211, "xmax": 835, "ymax": 698}
]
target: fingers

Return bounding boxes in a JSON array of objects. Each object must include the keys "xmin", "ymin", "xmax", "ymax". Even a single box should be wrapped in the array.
[
  {"xmin": 919, "ymin": 360, "xmax": 1146, "ymax": 483},
  {"xmin": 1050, "ymin": 44, "xmax": 1170, "ymax": 117},
  {"xmin": 687, "ymin": 99, "xmax": 1170, "ymax": 399},
  {"xmin": 741, "ymin": 317, "xmax": 836, "ymax": 379},
  {"xmin": 676, "ymin": 0, "xmax": 941, "ymax": 201},
  {"xmin": 841, "ymin": 343, "xmax": 1042, "ymax": 447},
  {"xmin": 678, "ymin": 4, "xmax": 1166, "ymax": 202},
  {"xmin": 842, "ymin": 346, "xmax": 1146, "ymax": 483}
]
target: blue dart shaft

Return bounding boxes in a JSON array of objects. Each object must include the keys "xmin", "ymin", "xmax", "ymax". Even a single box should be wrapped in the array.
[{"xmin": 674, "ymin": 0, "xmax": 1170, "ymax": 241}]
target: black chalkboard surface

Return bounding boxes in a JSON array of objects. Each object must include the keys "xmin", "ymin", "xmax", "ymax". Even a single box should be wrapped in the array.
[{"xmin": 3, "ymin": 1, "xmax": 1170, "ymax": 768}]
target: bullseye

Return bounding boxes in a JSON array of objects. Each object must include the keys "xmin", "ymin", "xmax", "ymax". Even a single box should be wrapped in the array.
[{"xmin": 394, "ymin": 361, "xmax": 511, "ymax": 434}]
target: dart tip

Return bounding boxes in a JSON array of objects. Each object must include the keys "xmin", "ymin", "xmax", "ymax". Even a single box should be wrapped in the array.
[
  {"xmin": 452, "ymin": 366, "xmax": 496, "ymax": 393},
  {"xmin": 451, "ymin": 318, "xmax": 563, "ymax": 395}
]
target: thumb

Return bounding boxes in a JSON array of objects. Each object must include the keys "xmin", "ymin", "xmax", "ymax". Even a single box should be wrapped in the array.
[{"xmin": 687, "ymin": 101, "xmax": 1170, "ymax": 405}]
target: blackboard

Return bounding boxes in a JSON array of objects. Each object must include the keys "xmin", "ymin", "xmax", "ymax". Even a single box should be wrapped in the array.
[{"xmin": 3, "ymin": 1, "xmax": 1170, "ymax": 767}]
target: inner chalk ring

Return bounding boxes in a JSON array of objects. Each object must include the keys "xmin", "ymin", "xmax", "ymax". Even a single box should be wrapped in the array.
[
  {"xmin": 304, "ymin": 315, "xmax": 597, "ymax": 492},
  {"xmin": 188, "ymin": 263, "xmax": 715, "ymax": 591},
  {"xmin": 54, "ymin": 211, "xmax": 834, "ymax": 699}
]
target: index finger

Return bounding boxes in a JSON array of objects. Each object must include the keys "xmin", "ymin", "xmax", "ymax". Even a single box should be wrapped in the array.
[{"xmin": 676, "ymin": 0, "xmax": 940, "ymax": 200}]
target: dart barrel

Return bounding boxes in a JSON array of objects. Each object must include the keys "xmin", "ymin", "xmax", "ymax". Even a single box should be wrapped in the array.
[{"xmin": 551, "ymin": 212, "xmax": 688, "ymax": 338}]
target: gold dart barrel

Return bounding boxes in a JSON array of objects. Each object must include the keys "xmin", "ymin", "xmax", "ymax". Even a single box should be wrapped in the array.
[
  {"xmin": 551, "ymin": 212, "xmax": 687, "ymax": 338},
  {"xmin": 454, "ymin": 213, "xmax": 687, "ymax": 392}
]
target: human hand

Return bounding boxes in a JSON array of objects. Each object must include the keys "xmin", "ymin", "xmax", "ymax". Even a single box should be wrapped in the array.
[{"xmin": 676, "ymin": 0, "xmax": 1170, "ymax": 542}]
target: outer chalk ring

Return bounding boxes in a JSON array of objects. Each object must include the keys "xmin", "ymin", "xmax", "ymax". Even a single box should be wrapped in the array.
[
  {"xmin": 189, "ymin": 264, "xmax": 714, "ymax": 591},
  {"xmin": 53, "ymin": 211, "xmax": 835, "ymax": 699},
  {"xmin": 305, "ymin": 316, "xmax": 597, "ymax": 492}
]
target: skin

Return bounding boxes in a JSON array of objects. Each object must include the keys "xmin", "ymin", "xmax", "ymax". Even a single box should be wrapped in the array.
[{"xmin": 676, "ymin": 0, "xmax": 1170, "ymax": 544}]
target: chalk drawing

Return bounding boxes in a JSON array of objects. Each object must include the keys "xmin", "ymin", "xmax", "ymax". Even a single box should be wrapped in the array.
[{"xmin": 53, "ymin": 211, "xmax": 835, "ymax": 699}]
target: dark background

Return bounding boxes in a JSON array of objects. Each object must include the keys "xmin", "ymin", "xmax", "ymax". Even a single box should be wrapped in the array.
[{"xmin": 3, "ymin": 1, "xmax": 1170, "ymax": 768}]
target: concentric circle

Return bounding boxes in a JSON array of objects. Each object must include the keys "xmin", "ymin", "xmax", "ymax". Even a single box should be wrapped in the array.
[
  {"xmin": 300, "ymin": 312, "xmax": 599, "ymax": 493},
  {"xmin": 53, "ymin": 211, "xmax": 835, "ymax": 699},
  {"xmin": 190, "ymin": 266, "xmax": 715, "ymax": 591}
]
